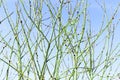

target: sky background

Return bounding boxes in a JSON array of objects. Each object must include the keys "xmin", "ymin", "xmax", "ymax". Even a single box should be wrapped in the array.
[
  {"xmin": 1, "ymin": 0, "xmax": 120, "ymax": 40},
  {"xmin": 1, "ymin": 0, "xmax": 120, "ymax": 80}
]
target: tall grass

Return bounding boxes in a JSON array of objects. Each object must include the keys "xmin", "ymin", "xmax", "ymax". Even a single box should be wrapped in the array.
[{"xmin": 0, "ymin": 0, "xmax": 120, "ymax": 80}]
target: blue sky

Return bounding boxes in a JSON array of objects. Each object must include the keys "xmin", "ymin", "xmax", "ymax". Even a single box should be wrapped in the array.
[
  {"xmin": 0, "ymin": 0, "xmax": 120, "ymax": 34},
  {"xmin": 1, "ymin": 0, "xmax": 120, "ymax": 80}
]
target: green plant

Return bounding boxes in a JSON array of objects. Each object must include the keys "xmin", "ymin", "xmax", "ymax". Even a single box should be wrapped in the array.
[{"xmin": 0, "ymin": 0, "xmax": 120, "ymax": 80}]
